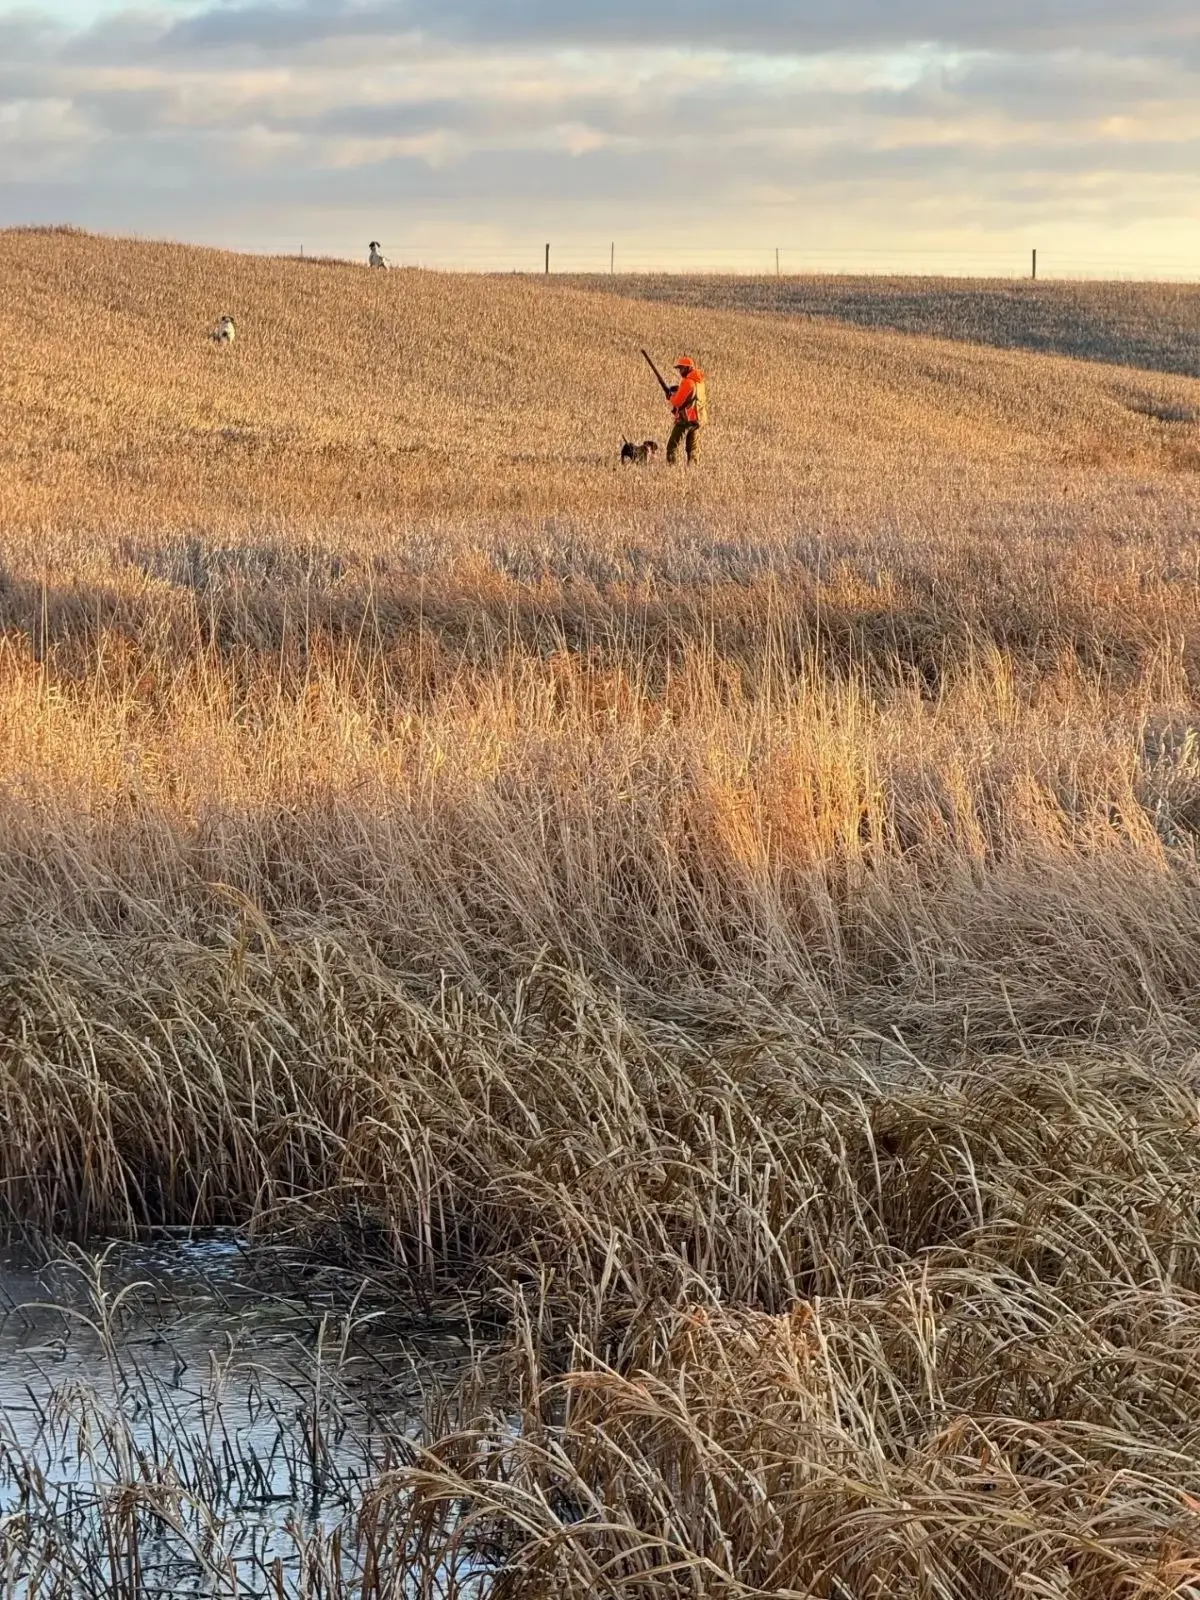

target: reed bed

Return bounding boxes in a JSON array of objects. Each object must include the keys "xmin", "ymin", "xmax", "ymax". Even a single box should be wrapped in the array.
[{"xmin": 2, "ymin": 229, "xmax": 1200, "ymax": 1594}]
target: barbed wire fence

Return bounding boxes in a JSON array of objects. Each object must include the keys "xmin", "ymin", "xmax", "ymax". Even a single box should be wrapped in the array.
[{"xmin": 333, "ymin": 242, "xmax": 1200, "ymax": 281}]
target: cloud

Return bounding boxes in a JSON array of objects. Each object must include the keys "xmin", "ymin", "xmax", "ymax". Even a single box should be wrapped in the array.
[
  {"xmin": 131, "ymin": 0, "xmax": 1200, "ymax": 56},
  {"xmin": 1, "ymin": 0, "xmax": 1198, "ymax": 270}
]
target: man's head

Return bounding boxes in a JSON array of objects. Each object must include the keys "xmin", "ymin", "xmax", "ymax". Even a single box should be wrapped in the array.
[{"xmin": 675, "ymin": 355, "xmax": 696, "ymax": 375}]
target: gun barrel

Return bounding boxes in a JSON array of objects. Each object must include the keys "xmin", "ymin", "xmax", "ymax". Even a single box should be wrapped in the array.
[{"xmin": 641, "ymin": 348, "xmax": 672, "ymax": 397}]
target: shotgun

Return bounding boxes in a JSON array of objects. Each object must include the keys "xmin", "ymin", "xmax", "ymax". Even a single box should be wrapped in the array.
[{"xmin": 641, "ymin": 348, "xmax": 673, "ymax": 400}]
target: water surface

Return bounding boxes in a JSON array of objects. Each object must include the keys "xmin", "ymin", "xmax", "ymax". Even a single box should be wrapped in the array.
[{"xmin": 0, "ymin": 1234, "xmax": 476, "ymax": 1597}]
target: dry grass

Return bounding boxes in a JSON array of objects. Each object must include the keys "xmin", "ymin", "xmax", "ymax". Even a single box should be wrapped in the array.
[
  {"xmin": 564, "ymin": 272, "xmax": 1200, "ymax": 379},
  {"xmin": 4, "ymin": 227, "xmax": 1200, "ymax": 1594}
]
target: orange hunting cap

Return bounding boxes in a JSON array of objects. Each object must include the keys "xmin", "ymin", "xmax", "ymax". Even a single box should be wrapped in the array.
[{"xmin": 674, "ymin": 355, "xmax": 695, "ymax": 372}]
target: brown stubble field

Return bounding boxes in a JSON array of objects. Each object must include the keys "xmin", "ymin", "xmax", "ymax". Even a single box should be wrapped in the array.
[
  {"xmin": 564, "ymin": 269, "xmax": 1200, "ymax": 377},
  {"xmin": 4, "ymin": 226, "xmax": 1200, "ymax": 1594}
]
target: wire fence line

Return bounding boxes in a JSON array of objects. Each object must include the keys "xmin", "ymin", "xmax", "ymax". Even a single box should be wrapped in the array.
[{"xmin": 337, "ymin": 242, "xmax": 1200, "ymax": 282}]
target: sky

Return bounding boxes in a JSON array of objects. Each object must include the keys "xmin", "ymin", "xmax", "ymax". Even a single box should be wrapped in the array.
[{"xmin": 2, "ymin": 0, "xmax": 1198, "ymax": 275}]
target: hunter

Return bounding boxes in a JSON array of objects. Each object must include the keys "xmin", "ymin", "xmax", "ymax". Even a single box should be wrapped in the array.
[{"xmin": 666, "ymin": 355, "xmax": 707, "ymax": 465}]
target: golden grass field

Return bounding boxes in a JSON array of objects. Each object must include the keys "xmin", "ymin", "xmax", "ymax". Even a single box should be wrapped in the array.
[
  {"xmin": 565, "ymin": 272, "xmax": 1200, "ymax": 379},
  {"xmin": 4, "ymin": 226, "xmax": 1200, "ymax": 1594}
]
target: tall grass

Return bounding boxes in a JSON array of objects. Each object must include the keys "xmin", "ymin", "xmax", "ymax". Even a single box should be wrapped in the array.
[{"xmin": 2, "ymin": 229, "xmax": 1200, "ymax": 1594}]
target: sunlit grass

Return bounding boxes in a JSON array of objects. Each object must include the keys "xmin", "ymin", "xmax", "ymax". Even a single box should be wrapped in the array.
[{"xmin": 2, "ymin": 228, "xmax": 1200, "ymax": 1596}]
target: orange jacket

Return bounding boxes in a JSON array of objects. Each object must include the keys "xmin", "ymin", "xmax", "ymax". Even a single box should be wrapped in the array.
[{"xmin": 670, "ymin": 367, "xmax": 707, "ymax": 425}]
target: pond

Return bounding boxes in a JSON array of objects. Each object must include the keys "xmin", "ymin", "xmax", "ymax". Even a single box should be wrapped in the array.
[{"xmin": 0, "ymin": 1234, "xmax": 481, "ymax": 1598}]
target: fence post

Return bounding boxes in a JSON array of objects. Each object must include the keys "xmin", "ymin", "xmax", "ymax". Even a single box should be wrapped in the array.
[
  {"xmin": 1031, "ymin": 248, "xmax": 1037, "ymax": 281},
  {"xmin": 776, "ymin": 247, "xmax": 780, "ymax": 278},
  {"xmin": 545, "ymin": 243, "xmax": 550, "ymax": 275}
]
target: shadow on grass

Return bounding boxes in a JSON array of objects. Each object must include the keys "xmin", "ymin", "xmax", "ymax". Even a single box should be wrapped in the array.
[
  {"xmin": 0, "ymin": 527, "xmax": 1195, "ymax": 696},
  {"xmin": 566, "ymin": 274, "xmax": 1200, "ymax": 380}
]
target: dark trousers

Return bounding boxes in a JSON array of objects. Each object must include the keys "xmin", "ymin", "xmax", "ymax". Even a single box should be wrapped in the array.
[{"xmin": 667, "ymin": 419, "xmax": 702, "ymax": 464}]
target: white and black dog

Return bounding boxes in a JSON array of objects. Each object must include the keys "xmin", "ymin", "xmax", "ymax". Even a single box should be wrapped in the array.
[
  {"xmin": 211, "ymin": 314, "xmax": 236, "ymax": 345},
  {"xmin": 368, "ymin": 241, "xmax": 388, "ymax": 269}
]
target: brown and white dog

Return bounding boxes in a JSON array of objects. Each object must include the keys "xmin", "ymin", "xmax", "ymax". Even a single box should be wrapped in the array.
[{"xmin": 620, "ymin": 438, "xmax": 659, "ymax": 465}]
